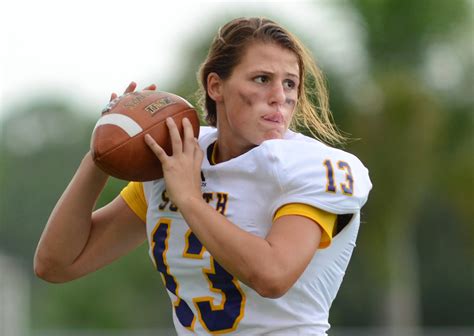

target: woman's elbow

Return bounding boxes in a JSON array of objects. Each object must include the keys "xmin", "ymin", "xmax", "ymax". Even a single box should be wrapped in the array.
[
  {"xmin": 247, "ymin": 270, "xmax": 292, "ymax": 299},
  {"xmin": 33, "ymin": 255, "xmax": 71, "ymax": 284}
]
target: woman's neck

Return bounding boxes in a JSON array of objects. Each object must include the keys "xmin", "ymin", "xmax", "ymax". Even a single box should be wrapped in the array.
[{"xmin": 213, "ymin": 137, "xmax": 256, "ymax": 164}]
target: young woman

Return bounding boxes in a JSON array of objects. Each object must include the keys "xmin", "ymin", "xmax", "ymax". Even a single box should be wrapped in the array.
[{"xmin": 35, "ymin": 17, "xmax": 372, "ymax": 335}]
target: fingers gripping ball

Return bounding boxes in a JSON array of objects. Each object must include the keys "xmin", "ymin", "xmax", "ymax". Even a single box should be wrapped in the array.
[{"xmin": 91, "ymin": 90, "xmax": 200, "ymax": 181}]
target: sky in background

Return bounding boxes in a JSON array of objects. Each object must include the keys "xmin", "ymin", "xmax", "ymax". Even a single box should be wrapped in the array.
[{"xmin": 1, "ymin": 0, "xmax": 366, "ymax": 121}]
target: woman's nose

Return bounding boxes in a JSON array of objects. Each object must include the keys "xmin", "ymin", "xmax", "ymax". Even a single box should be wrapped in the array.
[{"xmin": 268, "ymin": 83, "xmax": 286, "ymax": 105}]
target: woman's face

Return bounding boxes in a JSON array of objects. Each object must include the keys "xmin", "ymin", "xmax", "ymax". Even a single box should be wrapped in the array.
[{"xmin": 211, "ymin": 42, "xmax": 300, "ymax": 153}]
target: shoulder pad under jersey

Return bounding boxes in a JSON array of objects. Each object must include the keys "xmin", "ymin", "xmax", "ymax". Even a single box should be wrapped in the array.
[{"xmin": 260, "ymin": 139, "xmax": 372, "ymax": 215}]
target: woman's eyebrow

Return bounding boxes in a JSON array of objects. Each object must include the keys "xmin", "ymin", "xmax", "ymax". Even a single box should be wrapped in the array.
[{"xmin": 248, "ymin": 70, "xmax": 299, "ymax": 79}]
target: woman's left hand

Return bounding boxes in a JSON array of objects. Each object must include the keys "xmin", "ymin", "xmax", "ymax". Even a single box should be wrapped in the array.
[{"xmin": 144, "ymin": 117, "xmax": 204, "ymax": 206}]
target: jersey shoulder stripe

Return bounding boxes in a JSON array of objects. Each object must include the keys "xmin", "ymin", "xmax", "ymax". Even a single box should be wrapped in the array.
[
  {"xmin": 274, "ymin": 203, "xmax": 336, "ymax": 248},
  {"xmin": 120, "ymin": 181, "xmax": 147, "ymax": 223}
]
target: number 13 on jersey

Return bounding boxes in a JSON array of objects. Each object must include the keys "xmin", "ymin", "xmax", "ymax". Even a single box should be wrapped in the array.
[
  {"xmin": 151, "ymin": 219, "xmax": 246, "ymax": 334},
  {"xmin": 323, "ymin": 159, "xmax": 354, "ymax": 195}
]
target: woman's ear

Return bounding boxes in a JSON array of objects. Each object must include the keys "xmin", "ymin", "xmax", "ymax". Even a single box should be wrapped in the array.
[{"xmin": 207, "ymin": 72, "xmax": 223, "ymax": 102}]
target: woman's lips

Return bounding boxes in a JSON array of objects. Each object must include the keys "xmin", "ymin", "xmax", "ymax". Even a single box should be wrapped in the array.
[{"xmin": 262, "ymin": 112, "xmax": 284, "ymax": 123}]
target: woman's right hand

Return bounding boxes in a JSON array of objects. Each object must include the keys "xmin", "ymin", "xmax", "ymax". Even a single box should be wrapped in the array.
[
  {"xmin": 103, "ymin": 81, "xmax": 157, "ymax": 115},
  {"xmin": 109, "ymin": 81, "xmax": 157, "ymax": 102}
]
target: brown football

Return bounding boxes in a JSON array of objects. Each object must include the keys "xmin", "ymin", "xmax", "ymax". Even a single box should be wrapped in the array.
[{"xmin": 91, "ymin": 90, "xmax": 200, "ymax": 181}]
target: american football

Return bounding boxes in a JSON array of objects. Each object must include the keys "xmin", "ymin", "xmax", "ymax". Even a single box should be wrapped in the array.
[{"xmin": 91, "ymin": 90, "xmax": 200, "ymax": 181}]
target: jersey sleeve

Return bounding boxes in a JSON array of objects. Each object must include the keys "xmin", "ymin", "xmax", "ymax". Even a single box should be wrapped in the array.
[
  {"xmin": 264, "ymin": 140, "xmax": 372, "ymax": 216},
  {"xmin": 274, "ymin": 203, "xmax": 337, "ymax": 248},
  {"xmin": 120, "ymin": 181, "xmax": 148, "ymax": 223}
]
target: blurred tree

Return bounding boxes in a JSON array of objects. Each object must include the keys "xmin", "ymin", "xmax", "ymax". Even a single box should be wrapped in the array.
[
  {"xmin": 0, "ymin": 99, "xmax": 92, "ymax": 259},
  {"xmin": 331, "ymin": 0, "xmax": 473, "ymax": 333}
]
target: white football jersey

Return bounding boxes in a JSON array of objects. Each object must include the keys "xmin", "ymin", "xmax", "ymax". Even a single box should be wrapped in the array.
[{"xmin": 123, "ymin": 126, "xmax": 372, "ymax": 335}]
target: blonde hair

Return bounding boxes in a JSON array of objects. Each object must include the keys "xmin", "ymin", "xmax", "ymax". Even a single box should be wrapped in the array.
[{"xmin": 197, "ymin": 17, "xmax": 346, "ymax": 146}]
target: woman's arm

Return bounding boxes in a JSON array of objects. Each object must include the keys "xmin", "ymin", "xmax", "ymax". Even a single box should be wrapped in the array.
[
  {"xmin": 178, "ymin": 197, "xmax": 321, "ymax": 298},
  {"xmin": 145, "ymin": 117, "xmax": 322, "ymax": 298},
  {"xmin": 34, "ymin": 82, "xmax": 156, "ymax": 283},
  {"xmin": 34, "ymin": 152, "xmax": 146, "ymax": 283}
]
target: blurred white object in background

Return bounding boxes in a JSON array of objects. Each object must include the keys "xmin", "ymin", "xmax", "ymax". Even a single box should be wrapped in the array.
[{"xmin": 0, "ymin": 253, "xmax": 29, "ymax": 336}]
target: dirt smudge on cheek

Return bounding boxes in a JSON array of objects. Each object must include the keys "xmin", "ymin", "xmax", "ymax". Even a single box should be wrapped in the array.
[
  {"xmin": 238, "ymin": 91, "xmax": 257, "ymax": 107},
  {"xmin": 285, "ymin": 98, "xmax": 296, "ymax": 107}
]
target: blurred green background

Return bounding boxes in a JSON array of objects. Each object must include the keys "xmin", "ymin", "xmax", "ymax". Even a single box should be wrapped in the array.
[{"xmin": 1, "ymin": 0, "xmax": 473, "ymax": 335}]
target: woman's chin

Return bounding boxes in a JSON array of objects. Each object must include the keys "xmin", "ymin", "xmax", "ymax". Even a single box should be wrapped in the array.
[{"xmin": 261, "ymin": 130, "xmax": 284, "ymax": 142}]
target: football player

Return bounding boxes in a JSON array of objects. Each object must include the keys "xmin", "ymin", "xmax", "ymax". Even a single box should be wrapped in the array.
[{"xmin": 35, "ymin": 17, "xmax": 372, "ymax": 335}]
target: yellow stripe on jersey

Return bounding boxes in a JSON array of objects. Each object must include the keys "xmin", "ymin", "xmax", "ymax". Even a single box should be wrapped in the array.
[
  {"xmin": 210, "ymin": 141, "xmax": 218, "ymax": 165},
  {"xmin": 120, "ymin": 181, "xmax": 148, "ymax": 223},
  {"xmin": 274, "ymin": 203, "xmax": 337, "ymax": 249}
]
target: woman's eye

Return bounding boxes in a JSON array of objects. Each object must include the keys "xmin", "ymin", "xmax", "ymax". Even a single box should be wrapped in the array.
[
  {"xmin": 254, "ymin": 75, "xmax": 269, "ymax": 84},
  {"xmin": 283, "ymin": 79, "xmax": 297, "ymax": 90}
]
